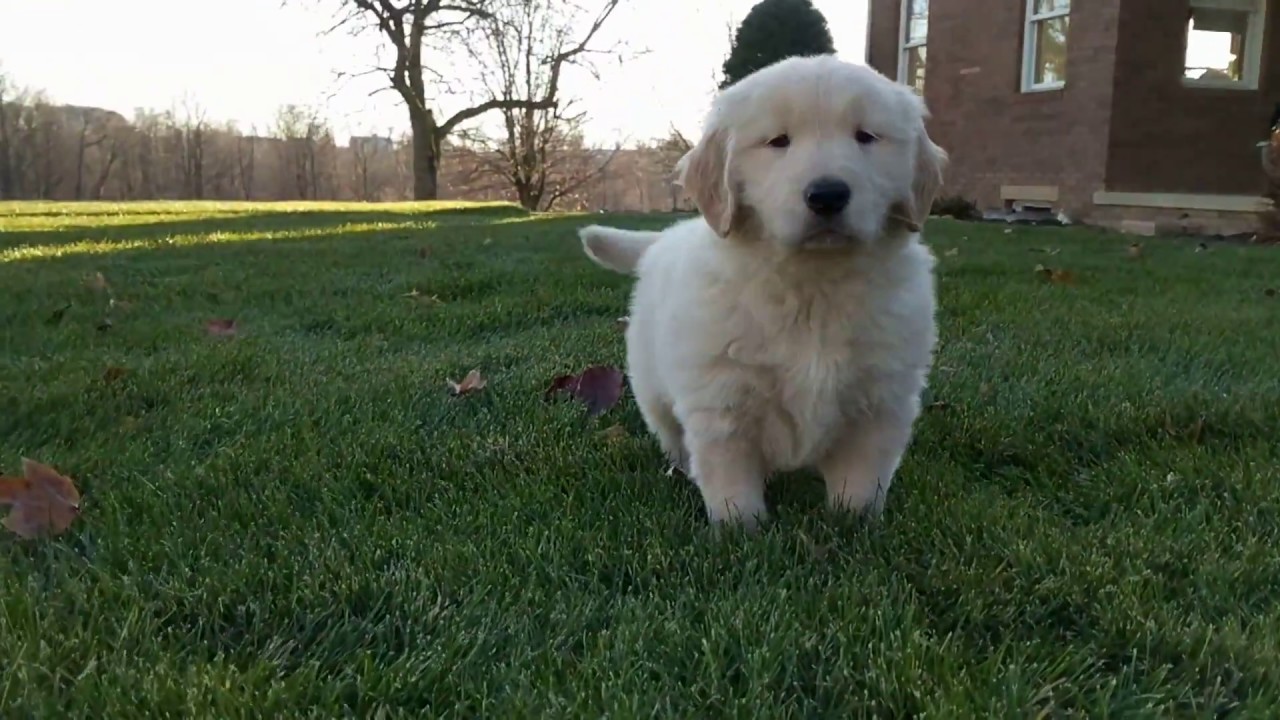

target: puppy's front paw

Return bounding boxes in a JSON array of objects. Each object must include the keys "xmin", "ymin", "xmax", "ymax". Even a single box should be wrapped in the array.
[
  {"xmin": 705, "ymin": 495, "xmax": 770, "ymax": 532},
  {"xmin": 827, "ymin": 476, "xmax": 889, "ymax": 518}
]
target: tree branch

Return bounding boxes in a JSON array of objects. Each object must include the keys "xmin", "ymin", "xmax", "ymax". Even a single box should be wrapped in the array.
[{"xmin": 437, "ymin": 98, "xmax": 555, "ymax": 139}]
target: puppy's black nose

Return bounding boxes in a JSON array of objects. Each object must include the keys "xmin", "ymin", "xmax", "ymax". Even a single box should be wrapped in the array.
[{"xmin": 804, "ymin": 178, "xmax": 851, "ymax": 216}]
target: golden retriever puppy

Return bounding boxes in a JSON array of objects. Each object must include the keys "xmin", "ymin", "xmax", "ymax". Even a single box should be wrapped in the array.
[{"xmin": 579, "ymin": 55, "xmax": 947, "ymax": 529}]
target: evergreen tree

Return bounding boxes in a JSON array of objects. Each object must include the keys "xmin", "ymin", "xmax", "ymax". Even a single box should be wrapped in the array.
[{"xmin": 720, "ymin": 0, "xmax": 837, "ymax": 89}]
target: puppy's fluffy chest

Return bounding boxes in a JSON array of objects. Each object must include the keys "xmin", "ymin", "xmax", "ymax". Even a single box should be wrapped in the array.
[{"xmin": 688, "ymin": 250, "xmax": 932, "ymax": 471}]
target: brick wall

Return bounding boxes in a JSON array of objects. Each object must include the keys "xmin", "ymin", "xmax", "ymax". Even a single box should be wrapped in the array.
[
  {"xmin": 868, "ymin": 1, "xmax": 1122, "ymax": 217},
  {"xmin": 1106, "ymin": 0, "xmax": 1279, "ymax": 196}
]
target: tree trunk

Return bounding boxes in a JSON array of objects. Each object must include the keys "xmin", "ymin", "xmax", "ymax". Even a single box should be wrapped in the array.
[
  {"xmin": 92, "ymin": 141, "xmax": 119, "ymax": 199},
  {"xmin": 74, "ymin": 124, "xmax": 89, "ymax": 200},
  {"xmin": 411, "ymin": 111, "xmax": 439, "ymax": 200},
  {"xmin": 0, "ymin": 92, "xmax": 13, "ymax": 200}
]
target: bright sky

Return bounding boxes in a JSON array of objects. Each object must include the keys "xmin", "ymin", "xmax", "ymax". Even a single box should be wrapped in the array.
[{"xmin": 0, "ymin": 0, "xmax": 868, "ymax": 146}]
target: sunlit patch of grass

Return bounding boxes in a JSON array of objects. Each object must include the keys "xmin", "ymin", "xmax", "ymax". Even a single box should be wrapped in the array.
[{"xmin": 1, "ymin": 221, "xmax": 445, "ymax": 262}]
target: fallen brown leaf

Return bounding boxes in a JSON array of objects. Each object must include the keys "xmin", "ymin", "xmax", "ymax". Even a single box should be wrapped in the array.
[
  {"xmin": 1034, "ymin": 264, "xmax": 1076, "ymax": 285},
  {"xmin": 1127, "ymin": 242, "xmax": 1144, "ymax": 259},
  {"xmin": 545, "ymin": 365, "xmax": 625, "ymax": 417},
  {"xmin": 598, "ymin": 424, "xmax": 629, "ymax": 442},
  {"xmin": 102, "ymin": 366, "xmax": 129, "ymax": 384},
  {"xmin": 47, "ymin": 303, "xmax": 72, "ymax": 324},
  {"xmin": 402, "ymin": 289, "xmax": 442, "ymax": 304},
  {"xmin": 1188, "ymin": 416, "xmax": 1205, "ymax": 445},
  {"xmin": 1164, "ymin": 412, "xmax": 1207, "ymax": 444},
  {"xmin": 205, "ymin": 318, "xmax": 238, "ymax": 337},
  {"xmin": 84, "ymin": 272, "xmax": 110, "ymax": 292},
  {"xmin": 0, "ymin": 458, "xmax": 81, "ymax": 540},
  {"xmin": 446, "ymin": 368, "xmax": 487, "ymax": 396}
]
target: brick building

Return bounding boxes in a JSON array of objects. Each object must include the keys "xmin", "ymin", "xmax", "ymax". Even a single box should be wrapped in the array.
[{"xmin": 867, "ymin": 0, "xmax": 1279, "ymax": 234}]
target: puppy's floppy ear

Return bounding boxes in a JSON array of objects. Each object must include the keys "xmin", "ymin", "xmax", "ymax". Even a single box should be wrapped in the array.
[
  {"xmin": 904, "ymin": 129, "xmax": 947, "ymax": 232},
  {"xmin": 678, "ymin": 125, "xmax": 737, "ymax": 237}
]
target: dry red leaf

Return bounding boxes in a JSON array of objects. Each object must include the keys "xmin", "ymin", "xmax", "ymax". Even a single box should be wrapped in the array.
[
  {"xmin": 447, "ymin": 368, "xmax": 487, "ymax": 396},
  {"xmin": 0, "ymin": 458, "xmax": 81, "ymax": 539},
  {"xmin": 205, "ymin": 318, "xmax": 238, "ymax": 337},
  {"xmin": 545, "ymin": 365, "xmax": 625, "ymax": 417}
]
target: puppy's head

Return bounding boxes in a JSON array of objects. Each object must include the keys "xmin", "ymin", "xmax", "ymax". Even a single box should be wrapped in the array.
[{"xmin": 678, "ymin": 55, "xmax": 947, "ymax": 250}]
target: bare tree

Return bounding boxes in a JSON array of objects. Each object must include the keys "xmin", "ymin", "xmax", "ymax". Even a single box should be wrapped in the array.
[
  {"xmin": 273, "ymin": 104, "xmax": 335, "ymax": 200},
  {"xmin": 90, "ymin": 123, "xmax": 124, "ymax": 199},
  {"xmin": 349, "ymin": 132, "xmax": 392, "ymax": 200},
  {"xmin": 71, "ymin": 108, "xmax": 113, "ymax": 199},
  {"xmin": 319, "ymin": 0, "xmax": 626, "ymax": 200},
  {"xmin": 176, "ymin": 98, "xmax": 209, "ymax": 198},
  {"xmin": 0, "ymin": 70, "xmax": 16, "ymax": 199},
  {"xmin": 0, "ymin": 70, "xmax": 682, "ymax": 209},
  {"xmin": 658, "ymin": 124, "xmax": 692, "ymax": 211},
  {"xmin": 28, "ymin": 99, "xmax": 64, "ymax": 199},
  {"xmin": 452, "ymin": 0, "xmax": 622, "ymax": 211}
]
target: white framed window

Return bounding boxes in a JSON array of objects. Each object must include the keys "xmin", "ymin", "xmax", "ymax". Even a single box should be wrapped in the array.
[
  {"xmin": 898, "ymin": 0, "xmax": 928, "ymax": 93},
  {"xmin": 1184, "ymin": 0, "xmax": 1267, "ymax": 89},
  {"xmin": 1022, "ymin": 0, "xmax": 1070, "ymax": 92}
]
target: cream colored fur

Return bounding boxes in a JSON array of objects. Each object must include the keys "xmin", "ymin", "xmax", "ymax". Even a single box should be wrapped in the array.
[{"xmin": 579, "ymin": 55, "xmax": 947, "ymax": 529}]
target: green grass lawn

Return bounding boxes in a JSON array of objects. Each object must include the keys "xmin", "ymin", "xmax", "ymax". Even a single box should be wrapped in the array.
[{"xmin": 2, "ymin": 200, "xmax": 1279, "ymax": 716}]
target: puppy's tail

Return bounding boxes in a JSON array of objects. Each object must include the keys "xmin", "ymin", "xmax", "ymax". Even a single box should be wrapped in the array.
[{"xmin": 579, "ymin": 225, "xmax": 660, "ymax": 275}]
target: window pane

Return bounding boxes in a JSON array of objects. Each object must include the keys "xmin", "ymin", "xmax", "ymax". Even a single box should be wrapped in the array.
[
  {"xmin": 1034, "ymin": 0, "xmax": 1070, "ymax": 14},
  {"xmin": 1185, "ymin": 9, "xmax": 1247, "ymax": 80},
  {"xmin": 907, "ymin": 0, "xmax": 928, "ymax": 44},
  {"xmin": 904, "ymin": 45, "xmax": 926, "ymax": 93},
  {"xmin": 1033, "ymin": 16, "xmax": 1069, "ymax": 85}
]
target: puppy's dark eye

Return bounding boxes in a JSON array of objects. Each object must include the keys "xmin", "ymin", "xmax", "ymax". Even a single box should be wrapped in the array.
[
  {"xmin": 766, "ymin": 134, "xmax": 791, "ymax": 149},
  {"xmin": 854, "ymin": 129, "xmax": 879, "ymax": 145}
]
